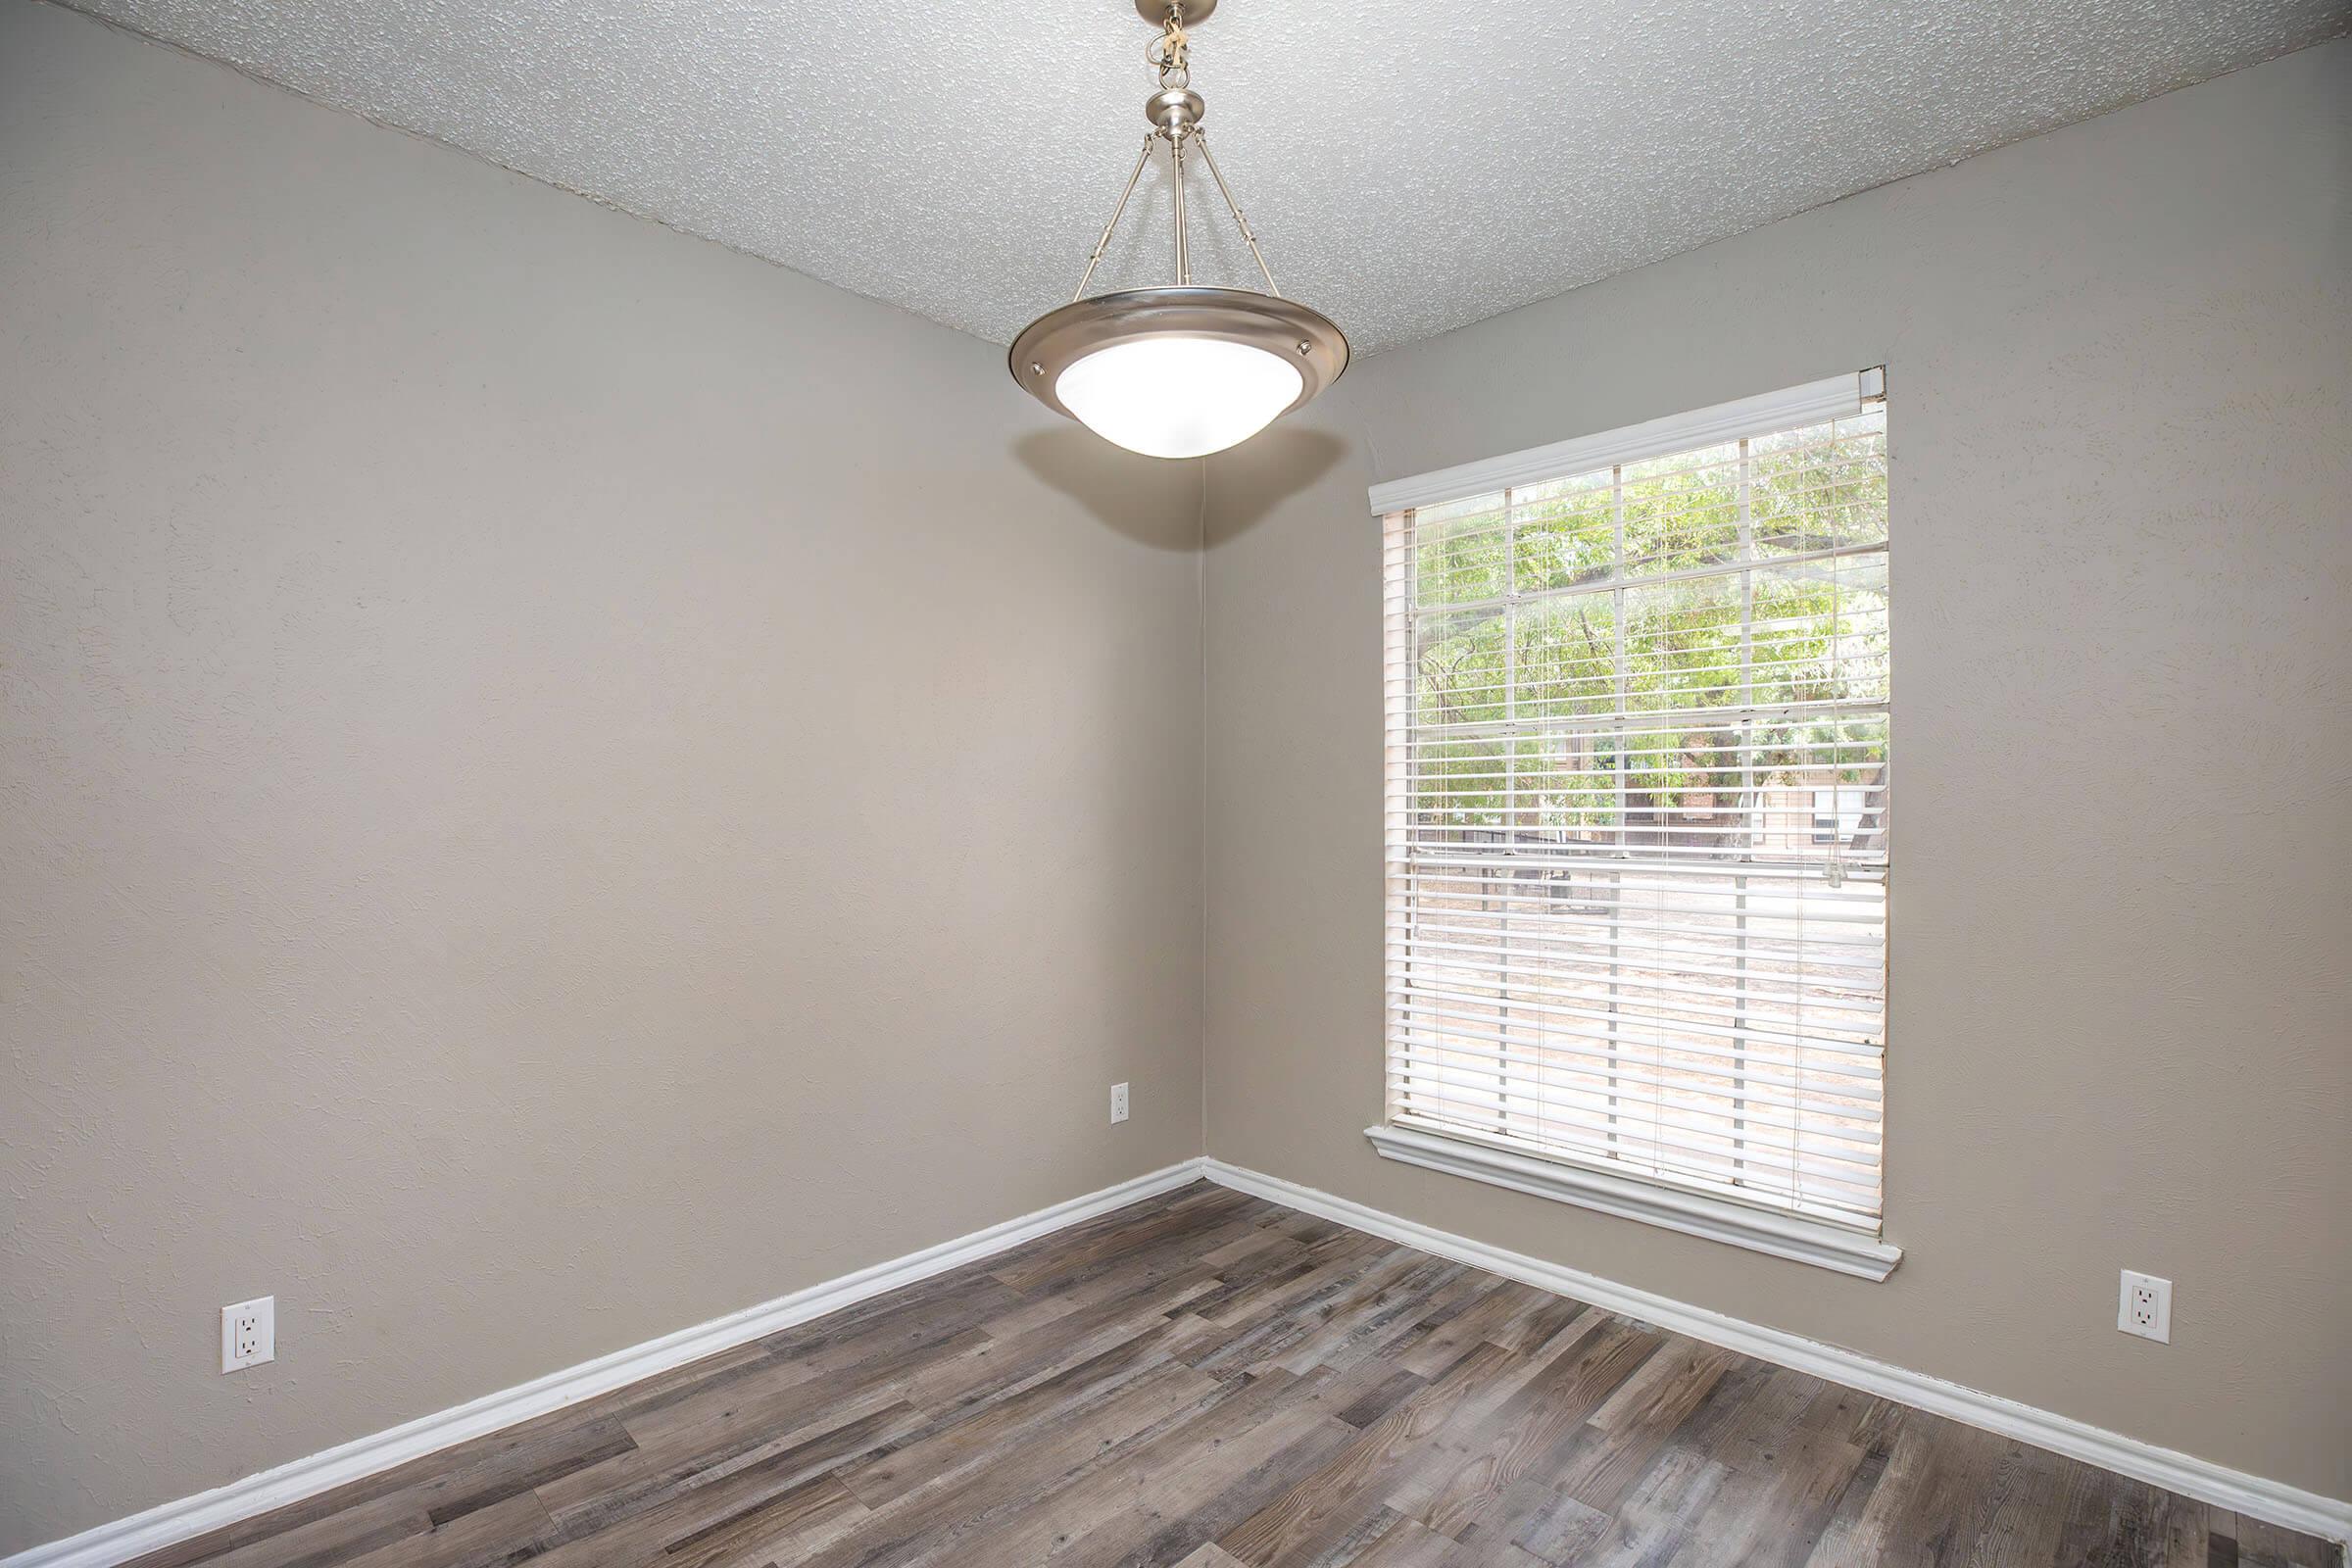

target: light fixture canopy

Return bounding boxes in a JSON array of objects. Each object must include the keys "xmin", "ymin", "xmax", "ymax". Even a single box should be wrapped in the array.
[{"xmin": 1008, "ymin": 0, "xmax": 1348, "ymax": 460}]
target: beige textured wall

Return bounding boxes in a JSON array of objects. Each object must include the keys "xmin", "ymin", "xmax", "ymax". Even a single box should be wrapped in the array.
[
  {"xmin": 6, "ymin": 0, "xmax": 2348, "ymax": 1550},
  {"xmin": 1203, "ymin": 42, "xmax": 2351, "ymax": 1499},
  {"xmin": 0, "ymin": 4, "xmax": 1203, "ymax": 1551}
]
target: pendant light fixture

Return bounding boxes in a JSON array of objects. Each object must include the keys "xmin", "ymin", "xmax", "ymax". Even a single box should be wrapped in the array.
[{"xmin": 1009, "ymin": 0, "xmax": 1348, "ymax": 460}]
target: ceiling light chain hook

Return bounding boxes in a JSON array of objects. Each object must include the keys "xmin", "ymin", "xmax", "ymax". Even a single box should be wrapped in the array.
[{"xmin": 1148, "ymin": 2, "xmax": 1191, "ymax": 89}]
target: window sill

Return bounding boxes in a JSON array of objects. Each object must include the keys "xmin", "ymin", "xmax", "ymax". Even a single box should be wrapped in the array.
[{"xmin": 1363, "ymin": 1123, "xmax": 1902, "ymax": 1281}]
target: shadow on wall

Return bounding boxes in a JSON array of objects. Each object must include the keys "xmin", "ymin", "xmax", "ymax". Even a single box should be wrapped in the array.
[
  {"xmin": 1014, "ymin": 428, "xmax": 1203, "ymax": 552},
  {"xmin": 1201, "ymin": 426, "xmax": 1351, "ymax": 547},
  {"xmin": 1015, "ymin": 426, "xmax": 1351, "ymax": 551}
]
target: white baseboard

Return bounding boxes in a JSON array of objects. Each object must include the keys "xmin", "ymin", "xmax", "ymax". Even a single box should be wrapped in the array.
[
  {"xmin": 16, "ymin": 1153, "xmax": 2344, "ymax": 1564},
  {"xmin": 1199, "ymin": 1157, "xmax": 2352, "ymax": 1551},
  {"xmin": 2, "ymin": 1159, "xmax": 1210, "ymax": 1568}
]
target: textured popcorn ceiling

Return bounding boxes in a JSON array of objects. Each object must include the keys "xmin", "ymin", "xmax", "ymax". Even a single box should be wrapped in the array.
[{"xmin": 63, "ymin": 0, "xmax": 2350, "ymax": 352}]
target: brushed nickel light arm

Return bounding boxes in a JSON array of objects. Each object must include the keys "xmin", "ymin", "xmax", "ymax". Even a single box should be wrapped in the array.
[
  {"xmin": 1170, "ymin": 132, "xmax": 1190, "ymax": 284},
  {"xmin": 1192, "ymin": 130, "xmax": 1279, "ymax": 297},
  {"xmin": 1073, "ymin": 134, "xmax": 1156, "ymax": 302}
]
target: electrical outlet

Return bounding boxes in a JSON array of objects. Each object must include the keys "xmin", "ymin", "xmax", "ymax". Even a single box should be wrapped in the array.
[
  {"xmin": 2118, "ymin": 1271, "xmax": 2171, "ymax": 1344},
  {"xmin": 1109, "ymin": 1082, "xmax": 1130, "ymax": 1124},
  {"xmin": 221, "ymin": 1296, "xmax": 274, "ymax": 1372}
]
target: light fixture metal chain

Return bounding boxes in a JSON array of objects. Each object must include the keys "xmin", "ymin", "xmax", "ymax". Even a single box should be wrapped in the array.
[{"xmin": 1147, "ymin": 2, "xmax": 1190, "ymax": 87}]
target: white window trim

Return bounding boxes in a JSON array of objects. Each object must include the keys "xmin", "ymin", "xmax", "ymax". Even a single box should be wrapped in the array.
[
  {"xmin": 1370, "ymin": 367, "xmax": 1899, "ymax": 1282},
  {"xmin": 1366, "ymin": 368, "xmax": 1885, "ymax": 516},
  {"xmin": 1365, "ymin": 1122, "xmax": 1902, "ymax": 1280}
]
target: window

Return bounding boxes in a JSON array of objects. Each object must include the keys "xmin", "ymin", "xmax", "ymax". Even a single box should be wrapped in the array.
[
  {"xmin": 1811, "ymin": 788, "xmax": 1871, "ymax": 845},
  {"xmin": 1373, "ymin": 372, "xmax": 1897, "ymax": 1277}
]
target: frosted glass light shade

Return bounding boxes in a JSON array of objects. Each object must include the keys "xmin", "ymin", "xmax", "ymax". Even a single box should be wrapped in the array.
[
  {"xmin": 1054, "ymin": 336, "xmax": 1304, "ymax": 460},
  {"xmin": 1008, "ymin": 287, "xmax": 1348, "ymax": 459}
]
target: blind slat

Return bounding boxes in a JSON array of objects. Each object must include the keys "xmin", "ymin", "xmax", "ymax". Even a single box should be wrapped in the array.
[{"xmin": 1384, "ymin": 1049, "xmax": 1884, "ymax": 1135}]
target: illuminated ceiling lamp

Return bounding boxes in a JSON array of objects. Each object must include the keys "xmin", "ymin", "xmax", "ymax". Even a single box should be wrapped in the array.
[{"xmin": 1009, "ymin": 0, "xmax": 1348, "ymax": 460}]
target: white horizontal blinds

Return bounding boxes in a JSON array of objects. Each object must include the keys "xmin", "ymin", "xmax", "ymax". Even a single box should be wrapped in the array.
[{"xmin": 1383, "ymin": 395, "xmax": 1889, "ymax": 1231}]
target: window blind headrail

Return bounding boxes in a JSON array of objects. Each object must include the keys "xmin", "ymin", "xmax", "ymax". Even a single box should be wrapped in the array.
[{"xmin": 1367, "ymin": 368, "xmax": 1886, "ymax": 516}]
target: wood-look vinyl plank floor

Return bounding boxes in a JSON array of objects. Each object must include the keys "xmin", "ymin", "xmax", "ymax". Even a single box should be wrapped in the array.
[{"xmin": 125, "ymin": 1181, "xmax": 2341, "ymax": 1568}]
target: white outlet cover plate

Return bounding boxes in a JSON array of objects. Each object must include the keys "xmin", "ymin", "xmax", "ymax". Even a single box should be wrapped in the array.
[
  {"xmin": 2118, "ymin": 1270, "xmax": 2172, "ymax": 1344},
  {"xmin": 1110, "ymin": 1083, "xmax": 1130, "ymax": 1124},
  {"xmin": 222, "ymin": 1296, "xmax": 275, "ymax": 1372}
]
